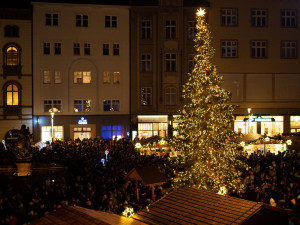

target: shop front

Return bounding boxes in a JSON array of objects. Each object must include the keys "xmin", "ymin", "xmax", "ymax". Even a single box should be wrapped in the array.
[
  {"xmin": 137, "ymin": 115, "xmax": 168, "ymax": 139},
  {"xmin": 234, "ymin": 115, "xmax": 283, "ymax": 137}
]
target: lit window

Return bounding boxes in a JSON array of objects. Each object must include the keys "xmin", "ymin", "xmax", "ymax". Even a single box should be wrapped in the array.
[
  {"xmin": 74, "ymin": 100, "xmax": 91, "ymax": 112},
  {"xmin": 221, "ymin": 8, "xmax": 238, "ymax": 26},
  {"xmin": 113, "ymin": 72, "xmax": 120, "ymax": 83},
  {"xmin": 6, "ymin": 84, "xmax": 19, "ymax": 106},
  {"xmin": 43, "ymin": 70, "xmax": 51, "ymax": 84},
  {"xmin": 5, "ymin": 46, "xmax": 19, "ymax": 66},
  {"xmin": 73, "ymin": 71, "xmax": 91, "ymax": 84},
  {"xmin": 102, "ymin": 125, "xmax": 122, "ymax": 140},
  {"xmin": 103, "ymin": 100, "xmax": 120, "ymax": 112},
  {"xmin": 54, "ymin": 71, "xmax": 62, "ymax": 83},
  {"xmin": 103, "ymin": 71, "xmax": 110, "ymax": 83}
]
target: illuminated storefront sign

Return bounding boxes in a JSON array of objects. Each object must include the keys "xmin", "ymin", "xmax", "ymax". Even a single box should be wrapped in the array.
[
  {"xmin": 78, "ymin": 117, "xmax": 88, "ymax": 125},
  {"xmin": 244, "ymin": 116, "xmax": 275, "ymax": 122}
]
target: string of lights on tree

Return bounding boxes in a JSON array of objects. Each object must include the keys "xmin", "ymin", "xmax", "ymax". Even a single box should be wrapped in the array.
[{"xmin": 171, "ymin": 8, "xmax": 246, "ymax": 194}]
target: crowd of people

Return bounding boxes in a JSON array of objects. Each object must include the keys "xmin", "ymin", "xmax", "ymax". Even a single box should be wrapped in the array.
[{"xmin": 0, "ymin": 137, "xmax": 299, "ymax": 224}]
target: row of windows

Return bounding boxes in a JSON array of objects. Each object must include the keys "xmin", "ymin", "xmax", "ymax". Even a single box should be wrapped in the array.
[
  {"xmin": 42, "ymin": 71, "xmax": 120, "ymax": 84},
  {"xmin": 43, "ymin": 42, "xmax": 120, "ymax": 56},
  {"xmin": 46, "ymin": 13, "xmax": 118, "ymax": 28},
  {"xmin": 221, "ymin": 40, "xmax": 297, "ymax": 58},
  {"xmin": 44, "ymin": 99, "xmax": 120, "ymax": 112},
  {"xmin": 141, "ymin": 87, "xmax": 176, "ymax": 106}
]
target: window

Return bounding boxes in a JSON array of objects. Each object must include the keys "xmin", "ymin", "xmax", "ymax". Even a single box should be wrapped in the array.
[
  {"xmin": 84, "ymin": 43, "xmax": 90, "ymax": 55},
  {"xmin": 141, "ymin": 20, "xmax": 151, "ymax": 39},
  {"xmin": 103, "ymin": 71, "xmax": 110, "ymax": 83},
  {"xmin": 45, "ymin": 13, "xmax": 58, "ymax": 26},
  {"xmin": 103, "ymin": 100, "xmax": 111, "ymax": 111},
  {"xmin": 54, "ymin": 71, "xmax": 62, "ymax": 83},
  {"xmin": 281, "ymin": 40, "xmax": 297, "ymax": 58},
  {"xmin": 73, "ymin": 71, "xmax": 91, "ymax": 84},
  {"xmin": 102, "ymin": 125, "xmax": 122, "ymax": 140},
  {"xmin": 166, "ymin": 53, "xmax": 176, "ymax": 72},
  {"xmin": 74, "ymin": 100, "xmax": 91, "ymax": 112},
  {"xmin": 6, "ymin": 84, "xmax": 19, "ymax": 106},
  {"xmin": 105, "ymin": 16, "xmax": 117, "ymax": 28},
  {"xmin": 113, "ymin": 72, "xmax": 120, "ymax": 83},
  {"xmin": 221, "ymin": 8, "xmax": 238, "ymax": 26},
  {"xmin": 188, "ymin": 54, "xmax": 196, "ymax": 73},
  {"xmin": 166, "ymin": 20, "xmax": 176, "ymax": 39},
  {"xmin": 76, "ymin": 15, "xmax": 88, "ymax": 27},
  {"xmin": 251, "ymin": 9, "xmax": 267, "ymax": 27},
  {"xmin": 103, "ymin": 100, "xmax": 120, "ymax": 111},
  {"xmin": 54, "ymin": 43, "xmax": 61, "ymax": 55},
  {"xmin": 251, "ymin": 40, "xmax": 267, "ymax": 58},
  {"xmin": 281, "ymin": 9, "xmax": 296, "ymax": 27},
  {"xmin": 74, "ymin": 43, "xmax": 80, "ymax": 55},
  {"xmin": 141, "ymin": 87, "xmax": 152, "ymax": 105},
  {"xmin": 141, "ymin": 53, "xmax": 152, "ymax": 72},
  {"xmin": 221, "ymin": 40, "xmax": 238, "ymax": 57},
  {"xmin": 113, "ymin": 44, "xmax": 119, "ymax": 56},
  {"xmin": 43, "ymin": 42, "xmax": 50, "ymax": 55},
  {"xmin": 165, "ymin": 87, "xmax": 177, "ymax": 106},
  {"xmin": 44, "ymin": 100, "xmax": 61, "ymax": 112},
  {"xmin": 4, "ymin": 25, "xmax": 19, "ymax": 37},
  {"xmin": 103, "ymin": 44, "xmax": 109, "ymax": 56},
  {"xmin": 188, "ymin": 21, "xmax": 197, "ymax": 39},
  {"xmin": 4, "ymin": 46, "xmax": 19, "ymax": 66},
  {"xmin": 41, "ymin": 126, "xmax": 63, "ymax": 142},
  {"xmin": 43, "ymin": 70, "xmax": 51, "ymax": 84}
]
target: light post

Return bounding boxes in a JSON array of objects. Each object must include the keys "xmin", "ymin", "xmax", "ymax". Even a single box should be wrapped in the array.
[
  {"xmin": 248, "ymin": 108, "xmax": 251, "ymax": 134},
  {"xmin": 49, "ymin": 107, "xmax": 59, "ymax": 143}
]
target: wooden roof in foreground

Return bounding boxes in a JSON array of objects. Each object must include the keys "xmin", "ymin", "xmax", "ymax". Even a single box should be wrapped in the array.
[
  {"xmin": 31, "ymin": 206, "xmax": 147, "ymax": 225},
  {"xmin": 133, "ymin": 187, "xmax": 263, "ymax": 225}
]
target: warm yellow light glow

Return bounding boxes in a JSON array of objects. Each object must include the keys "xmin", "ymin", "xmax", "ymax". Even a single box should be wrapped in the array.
[
  {"xmin": 240, "ymin": 141, "xmax": 245, "ymax": 147},
  {"xmin": 287, "ymin": 139, "xmax": 292, "ymax": 145},
  {"xmin": 197, "ymin": 8, "xmax": 206, "ymax": 17},
  {"xmin": 135, "ymin": 142, "xmax": 142, "ymax": 149},
  {"xmin": 122, "ymin": 207, "xmax": 134, "ymax": 217}
]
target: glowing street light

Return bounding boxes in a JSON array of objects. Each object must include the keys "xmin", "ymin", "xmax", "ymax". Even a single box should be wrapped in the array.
[
  {"xmin": 247, "ymin": 108, "xmax": 251, "ymax": 134},
  {"xmin": 49, "ymin": 107, "xmax": 59, "ymax": 142}
]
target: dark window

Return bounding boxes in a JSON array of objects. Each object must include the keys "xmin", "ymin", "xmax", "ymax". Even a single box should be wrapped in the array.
[
  {"xmin": 54, "ymin": 43, "xmax": 61, "ymax": 55},
  {"xmin": 4, "ymin": 25, "xmax": 19, "ymax": 37},
  {"xmin": 43, "ymin": 43, "xmax": 50, "ymax": 55}
]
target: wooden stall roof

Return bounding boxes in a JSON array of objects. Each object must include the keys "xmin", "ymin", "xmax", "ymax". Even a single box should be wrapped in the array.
[
  {"xmin": 133, "ymin": 187, "xmax": 263, "ymax": 225},
  {"xmin": 126, "ymin": 166, "xmax": 166, "ymax": 186},
  {"xmin": 31, "ymin": 206, "xmax": 147, "ymax": 225}
]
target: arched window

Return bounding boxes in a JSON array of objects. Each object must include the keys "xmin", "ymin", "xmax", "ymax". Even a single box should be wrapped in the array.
[
  {"xmin": 165, "ymin": 87, "xmax": 177, "ymax": 105},
  {"xmin": 5, "ymin": 46, "xmax": 19, "ymax": 66},
  {"xmin": 6, "ymin": 84, "xmax": 19, "ymax": 105}
]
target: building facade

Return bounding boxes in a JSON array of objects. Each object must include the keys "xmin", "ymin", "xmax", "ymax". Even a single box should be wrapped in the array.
[
  {"xmin": 131, "ymin": 0, "xmax": 300, "ymax": 139},
  {"xmin": 32, "ymin": 2, "xmax": 130, "ymax": 142},
  {"xmin": 0, "ymin": 8, "xmax": 33, "ymax": 140}
]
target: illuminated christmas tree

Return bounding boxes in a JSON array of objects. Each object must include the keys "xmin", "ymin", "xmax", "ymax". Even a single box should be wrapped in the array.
[{"xmin": 172, "ymin": 8, "xmax": 245, "ymax": 194}]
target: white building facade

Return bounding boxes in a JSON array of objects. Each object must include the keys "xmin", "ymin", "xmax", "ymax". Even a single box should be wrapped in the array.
[
  {"xmin": 32, "ymin": 2, "xmax": 130, "ymax": 142},
  {"xmin": 0, "ymin": 8, "xmax": 32, "ymax": 140}
]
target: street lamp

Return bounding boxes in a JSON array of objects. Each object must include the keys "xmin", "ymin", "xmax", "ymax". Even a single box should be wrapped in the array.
[
  {"xmin": 248, "ymin": 108, "xmax": 251, "ymax": 134},
  {"xmin": 49, "ymin": 107, "xmax": 59, "ymax": 142}
]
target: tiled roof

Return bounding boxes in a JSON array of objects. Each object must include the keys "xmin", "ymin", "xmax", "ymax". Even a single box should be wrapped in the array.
[
  {"xmin": 126, "ymin": 166, "xmax": 166, "ymax": 186},
  {"xmin": 31, "ymin": 206, "xmax": 147, "ymax": 225},
  {"xmin": 133, "ymin": 187, "xmax": 263, "ymax": 225}
]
